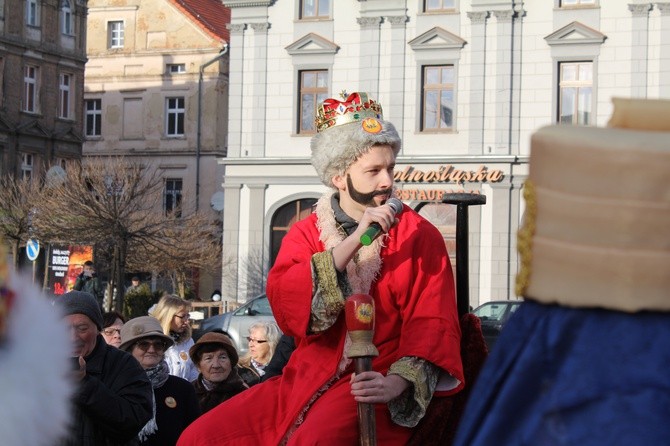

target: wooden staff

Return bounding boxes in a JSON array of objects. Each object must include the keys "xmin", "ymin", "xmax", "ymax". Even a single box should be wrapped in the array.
[{"xmin": 345, "ymin": 294, "xmax": 379, "ymax": 446}]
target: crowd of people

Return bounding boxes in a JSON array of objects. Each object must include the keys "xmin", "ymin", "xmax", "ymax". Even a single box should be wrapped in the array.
[{"xmin": 53, "ymin": 290, "xmax": 282, "ymax": 445}]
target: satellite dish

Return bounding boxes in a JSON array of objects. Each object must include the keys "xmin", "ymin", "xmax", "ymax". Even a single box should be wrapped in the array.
[
  {"xmin": 210, "ymin": 191, "xmax": 225, "ymax": 211},
  {"xmin": 46, "ymin": 165, "xmax": 67, "ymax": 186}
]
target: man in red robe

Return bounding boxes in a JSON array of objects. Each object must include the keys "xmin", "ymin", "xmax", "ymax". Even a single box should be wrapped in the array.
[{"xmin": 178, "ymin": 92, "xmax": 463, "ymax": 445}]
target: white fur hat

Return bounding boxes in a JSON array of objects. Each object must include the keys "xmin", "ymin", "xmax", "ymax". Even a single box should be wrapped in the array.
[{"xmin": 310, "ymin": 92, "xmax": 401, "ymax": 188}]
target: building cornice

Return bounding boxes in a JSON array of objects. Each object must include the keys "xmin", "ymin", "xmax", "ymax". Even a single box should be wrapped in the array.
[{"xmin": 218, "ymin": 155, "xmax": 528, "ymax": 166}]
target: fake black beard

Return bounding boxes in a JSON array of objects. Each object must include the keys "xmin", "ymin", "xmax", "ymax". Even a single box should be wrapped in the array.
[{"xmin": 346, "ymin": 175, "xmax": 392, "ymax": 207}]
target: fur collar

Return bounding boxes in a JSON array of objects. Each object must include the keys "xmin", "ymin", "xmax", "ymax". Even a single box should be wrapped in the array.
[{"xmin": 314, "ymin": 191, "xmax": 384, "ymax": 294}]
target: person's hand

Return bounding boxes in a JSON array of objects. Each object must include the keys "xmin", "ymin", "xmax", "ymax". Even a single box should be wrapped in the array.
[
  {"xmin": 354, "ymin": 204, "xmax": 398, "ymax": 239},
  {"xmin": 350, "ymin": 371, "xmax": 409, "ymax": 404},
  {"xmin": 71, "ymin": 356, "xmax": 86, "ymax": 382}
]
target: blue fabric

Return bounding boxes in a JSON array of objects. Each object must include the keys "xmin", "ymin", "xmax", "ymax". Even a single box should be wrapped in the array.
[{"xmin": 454, "ymin": 300, "xmax": 670, "ymax": 446}]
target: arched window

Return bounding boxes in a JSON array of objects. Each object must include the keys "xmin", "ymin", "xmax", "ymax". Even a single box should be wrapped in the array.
[
  {"xmin": 270, "ymin": 198, "xmax": 317, "ymax": 266},
  {"xmin": 61, "ymin": 0, "xmax": 74, "ymax": 35}
]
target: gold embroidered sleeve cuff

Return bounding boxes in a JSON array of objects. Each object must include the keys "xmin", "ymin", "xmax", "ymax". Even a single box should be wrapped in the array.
[
  {"xmin": 387, "ymin": 357, "xmax": 440, "ymax": 427},
  {"xmin": 309, "ymin": 250, "xmax": 346, "ymax": 333}
]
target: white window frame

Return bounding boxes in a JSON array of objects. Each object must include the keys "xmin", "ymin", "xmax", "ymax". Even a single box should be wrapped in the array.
[
  {"xmin": 59, "ymin": 73, "xmax": 72, "ymax": 119},
  {"xmin": 26, "ymin": 0, "xmax": 40, "ymax": 27},
  {"xmin": 23, "ymin": 65, "xmax": 39, "ymax": 113},
  {"xmin": 424, "ymin": 0, "xmax": 456, "ymax": 12},
  {"xmin": 164, "ymin": 178, "xmax": 183, "ymax": 217},
  {"xmin": 421, "ymin": 64, "xmax": 455, "ymax": 131},
  {"xmin": 165, "ymin": 97, "xmax": 185, "ymax": 137},
  {"xmin": 560, "ymin": 0, "xmax": 596, "ymax": 7},
  {"xmin": 558, "ymin": 61, "xmax": 593, "ymax": 125},
  {"xmin": 298, "ymin": 70, "xmax": 328, "ymax": 134},
  {"xmin": 21, "ymin": 153, "xmax": 34, "ymax": 181},
  {"xmin": 61, "ymin": 0, "xmax": 74, "ymax": 35},
  {"xmin": 108, "ymin": 21, "xmax": 124, "ymax": 49},
  {"xmin": 85, "ymin": 99, "xmax": 102, "ymax": 137},
  {"xmin": 167, "ymin": 64, "xmax": 186, "ymax": 74},
  {"xmin": 300, "ymin": 0, "xmax": 330, "ymax": 20}
]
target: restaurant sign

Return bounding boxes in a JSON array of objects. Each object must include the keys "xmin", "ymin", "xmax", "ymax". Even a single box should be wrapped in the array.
[{"xmin": 394, "ymin": 164, "xmax": 505, "ymax": 202}]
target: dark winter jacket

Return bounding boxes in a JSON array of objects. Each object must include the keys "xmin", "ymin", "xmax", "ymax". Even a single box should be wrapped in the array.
[
  {"xmin": 191, "ymin": 370, "xmax": 248, "ymax": 414},
  {"xmin": 73, "ymin": 274, "xmax": 104, "ymax": 307},
  {"xmin": 60, "ymin": 335, "xmax": 153, "ymax": 446},
  {"xmin": 143, "ymin": 375, "xmax": 201, "ymax": 446},
  {"xmin": 237, "ymin": 363, "xmax": 262, "ymax": 387}
]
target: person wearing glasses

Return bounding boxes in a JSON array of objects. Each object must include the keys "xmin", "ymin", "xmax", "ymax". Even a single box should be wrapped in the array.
[
  {"xmin": 151, "ymin": 295, "xmax": 199, "ymax": 381},
  {"xmin": 237, "ymin": 321, "xmax": 281, "ymax": 386},
  {"xmin": 120, "ymin": 316, "xmax": 200, "ymax": 445},
  {"xmin": 101, "ymin": 311, "xmax": 125, "ymax": 348},
  {"xmin": 55, "ymin": 291, "xmax": 153, "ymax": 445}
]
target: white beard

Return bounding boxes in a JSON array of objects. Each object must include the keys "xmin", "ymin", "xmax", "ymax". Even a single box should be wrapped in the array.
[{"xmin": 0, "ymin": 271, "xmax": 74, "ymax": 445}]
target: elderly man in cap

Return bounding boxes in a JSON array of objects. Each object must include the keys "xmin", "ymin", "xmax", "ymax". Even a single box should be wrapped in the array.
[
  {"xmin": 179, "ymin": 92, "xmax": 463, "ymax": 445},
  {"xmin": 56, "ymin": 290, "xmax": 153, "ymax": 446}
]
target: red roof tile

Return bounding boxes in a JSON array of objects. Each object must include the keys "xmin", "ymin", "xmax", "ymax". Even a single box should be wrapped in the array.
[{"xmin": 171, "ymin": 0, "xmax": 231, "ymax": 43}]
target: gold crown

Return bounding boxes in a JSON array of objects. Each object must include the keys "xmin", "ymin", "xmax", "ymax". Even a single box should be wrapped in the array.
[{"xmin": 315, "ymin": 92, "xmax": 384, "ymax": 133}]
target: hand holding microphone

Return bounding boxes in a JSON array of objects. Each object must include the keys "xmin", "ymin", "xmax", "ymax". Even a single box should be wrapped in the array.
[{"xmin": 359, "ymin": 198, "xmax": 404, "ymax": 246}]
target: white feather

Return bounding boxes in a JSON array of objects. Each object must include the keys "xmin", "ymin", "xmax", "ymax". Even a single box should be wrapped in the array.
[{"xmin": 0, "ymin": 272, "xmax": 73, "ymax": 445}]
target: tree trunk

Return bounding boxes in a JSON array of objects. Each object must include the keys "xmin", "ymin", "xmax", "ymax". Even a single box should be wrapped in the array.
[
  {"xmin": 11, "ymin": 238, "xmax": 20, "ymax": 269},
  {"xmin": 113, "ymin": 239, "xmax": 127, "ymax": 313}
]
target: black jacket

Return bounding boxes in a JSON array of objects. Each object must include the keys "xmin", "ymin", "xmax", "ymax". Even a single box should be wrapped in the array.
[
  {"xmin": 191, "ymin": 370, "xmax": 247, "ymax": 414},
  {"xmin": 61, "ymin": 335, "xmax": 154, "ymax": 446},
  {"xmin": 143, "ymin": 375, "xmax": 201, "ymax": 446}
]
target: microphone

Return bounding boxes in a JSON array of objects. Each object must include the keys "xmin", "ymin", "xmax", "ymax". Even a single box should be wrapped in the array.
[{"xmin": 359, "ymin": 197, "xmax": 404, "ymax": 246}]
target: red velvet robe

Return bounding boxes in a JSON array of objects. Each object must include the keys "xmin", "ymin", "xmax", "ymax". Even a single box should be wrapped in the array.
[{"xmin": 178, "ymin": 205, "xmax": 463, "ymax": 446}]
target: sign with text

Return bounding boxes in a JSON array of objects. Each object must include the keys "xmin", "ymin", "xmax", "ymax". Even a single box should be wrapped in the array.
[{"xmin": 49, "ymin": 245, "xmax": 94, "ymax": 295}]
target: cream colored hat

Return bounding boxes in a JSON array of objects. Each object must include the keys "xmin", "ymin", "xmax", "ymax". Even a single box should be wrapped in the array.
[{"xmin": 516, "ymin": 98, "xmax": 670, "ymax": 312}]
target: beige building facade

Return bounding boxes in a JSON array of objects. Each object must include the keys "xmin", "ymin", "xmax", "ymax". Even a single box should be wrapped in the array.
[
  {"xmin": 84, "ymin": 0, "xmax": 230, "ymax": 296},
  {"xmin": 220, "ymin": 0, "xmax": 670, "ymax": 305}
]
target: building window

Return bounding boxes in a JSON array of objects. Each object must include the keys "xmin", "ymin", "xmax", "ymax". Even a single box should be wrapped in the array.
[
  {"xmin": 560, "ymin": 0, "xmax": 595, "ymax": 6},
  {"xmin": 422, "ymin": 65, "xmax": 455, "ymax": 131},
  {"xmin": 558, "ymin": 61, "xmax": 592, "ymax": 125},
  {"xmin": 59, "ymin": 73, "xmax": 72, "ymax": 119},
  {"xmin": 424, "ymin": 0, "xmax": 455, "ymax": 12},
  {"xmin": 61, "ymin": 0, "xmax": 74, "ymax": 35},
  {"xmin": 298, "ymin": 70, "xmax": 328, "ymax": 134},
  {"xmin": 270, "ymin": 198, "xmax": 318, "ymax": 266},
  {"xmin": 23, "ymin": 65, "xmax": 39, "ymax": 113},
  {"xmin": 167, "ymin": 64, "xmax": 186, "ymax": 74},
  {"xmin": 164, "ymin": 179, "xmax": 183, "ymax": 217},
  {"xmin": 166, "ymin": 97, "xmax": 185, "ymax": 136},
  {"xmin": 300, "ymin": 0, "xmax": 330, "ymax": 19},
  {"xmin": 21, "ymin": 153, "xmax": 33, "ymax": 181},
  {"xmin": 85, "ymin": 99, "xmax": 102, "ymax": 137},
  {"xmin": 26, "ymin": 0, "xmax": 40, "ymax": 26},
  {"xmin": 108, "ymin": 21, "xmax": 124, "ymax": 48}
]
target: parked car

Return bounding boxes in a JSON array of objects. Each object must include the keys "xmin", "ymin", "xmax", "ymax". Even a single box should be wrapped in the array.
[
  {"xmin": 196, "ymin": 294, "xmax": 277, "ymax": 355},
  {"xmin": 472, "ymin": 300, "xmax": 522, "ymax": 351}
]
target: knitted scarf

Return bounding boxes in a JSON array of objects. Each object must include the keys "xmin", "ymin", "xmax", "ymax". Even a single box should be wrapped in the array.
[{"xmin": 138, "ymin": 360, "xmax": 170, "ymax": 442}]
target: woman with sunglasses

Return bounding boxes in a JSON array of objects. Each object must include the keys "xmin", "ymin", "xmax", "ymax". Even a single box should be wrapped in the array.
[
  {"xmin": 151, "ymin": 294, "xmax": 199, "ymax": 381},
  {"xmin": 237, "ymin": 321, "xmax": 281, "ymax": 386},
  {"xmin": 120, "ymin": 316, "xmax": 200, "ymax": 445}
]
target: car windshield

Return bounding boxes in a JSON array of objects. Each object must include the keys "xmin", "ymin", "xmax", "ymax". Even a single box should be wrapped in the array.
[
  {"xmin": 474, "ymin": 303, "xmax": 508, "ymax": 322},
  {"xmin": 234, "ymin": 296, "xmax": 273, "ymax": 316}
]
